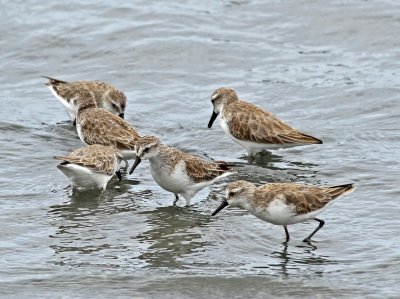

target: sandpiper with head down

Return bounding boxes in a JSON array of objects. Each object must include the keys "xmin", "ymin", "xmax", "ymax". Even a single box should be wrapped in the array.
[
  {"xmin": 208, "ymin": 88, "xmax": 322, "ymax": 156},
  {"xmin": 43, "ymin": 76, "xmax": 126, "ymax": 124},
  {"xmin": 212, "ymin": 180, "xmax": 355, "ymax": 243},
  {"xmin": 74, "ymin": 90, "xmax": 140, "ymax": 166},
  {"xmin": 55, "ymin": 144, "xmax": 123, "ymax": 191},
  {"xmin": 130, "ymin": 135, "xmax": 235, "ymax": 206}
]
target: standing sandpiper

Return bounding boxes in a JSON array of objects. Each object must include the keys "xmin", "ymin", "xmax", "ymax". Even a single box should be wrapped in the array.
[
  {"xmin": 130, "ymin": 135, "xmax": 235, "ymax": 206},
  {"xmin": 208, "ymin": 88, "xmax": 322, "ymax": 156},
  {"xmin": 212, "ymin": 180, "xmax": 355, "ymax": 243}
]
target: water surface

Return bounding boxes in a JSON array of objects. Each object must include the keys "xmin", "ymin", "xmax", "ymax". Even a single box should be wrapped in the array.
[{"xmin": 1, "ymin": 1, "xmax": 400, "ymax": 298}]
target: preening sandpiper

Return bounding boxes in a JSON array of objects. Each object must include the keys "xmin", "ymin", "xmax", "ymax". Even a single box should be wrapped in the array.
[
  {"xmin": 212, "ymin": 180, "xmax": 355, "ymax": 243},
  {"xmin": 208, "ymin": 88, "xmax": 322, "ymax": 156},
  {"xmin": 130, "ymin": 135, "xmax": 235, "ymax": 206}
]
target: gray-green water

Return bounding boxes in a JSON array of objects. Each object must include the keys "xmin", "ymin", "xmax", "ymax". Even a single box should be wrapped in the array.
[{"xmin": 1, "ymin": 1, "xmax": 399, "ymax": 298}]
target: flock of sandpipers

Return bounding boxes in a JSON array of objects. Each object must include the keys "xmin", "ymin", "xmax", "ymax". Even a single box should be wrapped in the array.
[{"xmin": 44, "ymin": 76, "xmax": 355, "ymax": 244}]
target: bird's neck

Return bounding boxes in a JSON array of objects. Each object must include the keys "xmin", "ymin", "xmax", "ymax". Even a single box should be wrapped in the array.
[
  {"xmin": 77, "ymin": 102, "xmax": 96, "ymax": 114},
  {"xmin": 242, "ymin": 188, "xmax": 258, "ymax": 211},
  {"xmin": 148, "ymin": 144, "xmax": 175, "ymax": 170}
]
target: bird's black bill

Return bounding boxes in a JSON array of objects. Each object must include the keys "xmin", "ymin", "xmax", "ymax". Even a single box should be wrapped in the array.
[
  {"xmin": 129, "ymin": 156, "xmax": 142, "ymax": 174},
  {"xmin": 211, "ymin": 200, "xmax": 228, "ymax": 216},
  {"xmin": 73, "ymin": 118, "xmax": 77, "ymax": 127},
  {"xmin": 119, "ymin": 113, "xmax": 124, "ymax": 119},
  {"xmin": 207, "ymin": 111, "xmax": 219, "ymax": 128},
  {"xmin": 115, "ymin": 170, "xmax": 122, "ymax": 181}
]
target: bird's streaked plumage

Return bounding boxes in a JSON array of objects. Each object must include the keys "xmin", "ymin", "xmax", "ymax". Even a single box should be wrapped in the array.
[
  {"xmin": 55, "ymin": 144, "xmax": 123, "ymax": 191},
  {"xmin": 74, "ymin": 91, "xmax": 140, "ymax": 164},
  {"xmin": 208, "ymin": 88, "xmax": 322, "ymax": 156},
  {"xmin": 43, "ymin": 76, "xmax": 126, "ymax": 122},
  {"xmin": 130, "ymin": 135, "xmax": 235, "ymax": 206},
  {"xmin": 212, "ymin": 180, "xmax": 355, "ymax": 243}
]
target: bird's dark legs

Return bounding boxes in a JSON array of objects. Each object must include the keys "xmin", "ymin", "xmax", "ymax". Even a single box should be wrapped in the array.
[
  {"xmin": 173, "ymin": 194, "xmax": 179, "ymax": 205},
  {"xmin": 284, "ymin": 225, "xmax": 290, "ymax": 243},
  {"xmin": 123, "ymin": 159, "xmax": 129, "ymax": 168},
  {"xmin": 303, "ymin": 218, "xmax": 325, "ymax": 243},
  {"xmin": 115, "ymin": 170, "xmax": 122, "ymax": 181}
]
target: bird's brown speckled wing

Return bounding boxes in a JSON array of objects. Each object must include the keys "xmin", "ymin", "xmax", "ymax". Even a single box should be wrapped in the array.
[
  {"xmin": 44, "ymin": 77, "xmax": 126, "ymax": 107},
  {"xmin": 255, "ymin": 183, "xmax": 354, "ymax": 214},
  {"xmin": 227, "ymin": 101, "xmax": 322, "ymax": 145},
  {"xmin": 78, "ymin": 108, "xmax": 140, "ymax": 149},
  {"xmin": 55, "ymin": 144, "xmax": 121, "ymax": 175},
  {"xmin": 184, "ymin": 154, "xmax": 232, "ymax": 183},
  {"xmin": 44, "ymin": 78, "xmax": 95, "ymax": 103}
]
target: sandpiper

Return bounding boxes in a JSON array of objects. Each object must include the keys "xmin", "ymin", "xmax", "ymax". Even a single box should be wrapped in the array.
[
  {"xmin": 212, "ymin": 180, "xmax": 355, "ymax": 243},
  {"xmin": 55, "ymin": 144, "xmax": 123, "ymax": 191},
  {"xmin": 43, "ymin": 76, "xmax": 126, "ymax": 124},
  {"xmin": 74, "ymin": 90, "xmax": 140, "ymax": 165},
  {"xmin": 130, "ymin": 135, "xmax": 235, "ymax": 206},
  {"xmin": 207, "ymin": 88, "xmax": 322, "ymax": 156}
]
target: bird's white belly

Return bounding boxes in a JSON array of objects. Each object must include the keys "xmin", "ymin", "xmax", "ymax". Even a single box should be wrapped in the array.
[
  {"xmin": 252, "ymin": 199, "xmax": 328, "ymax": 225},
  {"xmin": 57, "ymin": 164, "xmax": 112, "ymax": 190},
  {"xmin": 150, "ymin": 163, "xmax": 189, "ymax": 194},
  {"xmin": 47, "ymin": 85, "xmax": 76, "ymax": 120},
  {"xmin": 252, "ymin": 200, "xmax": 299, "ymax": 225}
]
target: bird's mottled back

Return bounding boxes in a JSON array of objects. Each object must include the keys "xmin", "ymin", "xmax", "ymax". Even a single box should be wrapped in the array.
[
  {"xmin": 55, "ymin": 144, "xmax": 122, "ymax": 175},
  {"xmin": 77, "ymin": 108, "xmax": 140, "ymax": 150},
  {"xmin": 43, "ymin": 76, "xmax": 127, "ymax": 117},
  {"xmin": 184, "ymin": 156, "xmax": 232, "ymax": 184},
  {"xmin": 252, "ymin": 183, "xmax": 355, "ymax": 214}
]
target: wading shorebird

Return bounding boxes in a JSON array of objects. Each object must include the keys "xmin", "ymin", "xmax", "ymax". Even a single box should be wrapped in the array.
[
  {"xmin": 74, "ymin": 90, "xmax": 140, "ymax": 166},
  {"xmin": 55, "ymin": 144, "xmax": 123, "ymax": 191},
  {"xmin": 43, "ymin": 76, "xmax": 126, "ymax": 125},
  {"xmin": 207, "ymin": 88, "xmax": 322, "ymax": 156},
  {"xmin": 212, "ymin": 180, "xmax": 355, "ymax": 243},
  {"xmin": 130, "ymin": 135, "xmax": 235, "ymax": 206}
]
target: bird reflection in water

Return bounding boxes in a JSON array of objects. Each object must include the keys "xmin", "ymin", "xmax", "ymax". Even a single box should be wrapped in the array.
[
  {"xmin": 236, "ymin": 151, "xmax": 320, "ymax": 184},
  {"xmin": 258, "ymin": 243, "xmax": 336, "ymax": 277},
  {"xmin": 136, "ymin": 205, "xmax": 212, "ymax": 269},
  {"xmin": 47, "ymin": 177, "xmax": 143, "ymax": 260}
]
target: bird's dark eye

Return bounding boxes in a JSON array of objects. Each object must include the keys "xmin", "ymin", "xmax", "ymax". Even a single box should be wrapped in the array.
[
  {"xmin": 112, "ymin": 103, "xmax": 118, "ymax": 109},
  {"xmin": 143, "ymin": 148, "xmax": 150, "ymax": 153},
  {"xmin": 228, "ymin": 191, "xmax": 235, "ymax": 197}
]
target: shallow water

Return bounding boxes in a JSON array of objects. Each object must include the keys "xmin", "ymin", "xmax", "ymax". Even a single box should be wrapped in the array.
[{"xmin": 1, "ymin": 0, "xmax": 400, "ymax": 298}]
